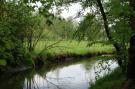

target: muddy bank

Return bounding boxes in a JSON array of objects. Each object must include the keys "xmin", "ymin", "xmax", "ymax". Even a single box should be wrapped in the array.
[
  {"xmin": 35, "ymin": 52, "xmax": 114, "ymax": 66},
  {"xmin": 1, "ymin": 52, "xmax": 114, "ymax": 73}
]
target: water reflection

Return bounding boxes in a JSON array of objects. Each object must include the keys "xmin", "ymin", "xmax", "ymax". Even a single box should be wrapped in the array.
[{"xmin": 0, "ymin": 56, "xmax": 118, "ymax": 89}]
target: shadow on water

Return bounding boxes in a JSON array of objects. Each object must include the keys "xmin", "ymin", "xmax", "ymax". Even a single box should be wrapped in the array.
[{"xmin": 0, "ymin": 56, "xmax": 118, "ymax": 89}]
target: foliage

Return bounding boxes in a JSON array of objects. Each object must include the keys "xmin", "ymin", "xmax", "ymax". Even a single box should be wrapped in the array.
[
  {"xmin": 108, "ymin": 0, "xmax": 133, "ymax": 46},
  {"xmin": 0, "ymin": 60, "xmax": 7, "ymax": 66},
  {"xmin": 67, "ymin": 0, "xmax": 134, "ymax": 71},
  {"xmin": 107, "ymin": 0, "xmax": 133, "ymax": 70},
  {"xmin": 23, "ymin": 52, "xmax": 35, "ymax": 66},
  {"xmin": 0, "ymin": 1, "xmax": 40, "ymax": 67},
  {"xmin": 0, "ymin": 0, "xmax": 134, "ymax": 73},
  {"xmin": 76, "ymin": 13, "xmax": 105, "ymax": 41},
  {"xmin": 25, "ymin": 15, "xmax": 47, "ymax": 51},
  {"xmin": 0, "ymin": 0, "xmax": 78, "ymax": 68},
  {"xmin": 46, "ymin": 17, "xmax": 76, "ymax": 40},
  {"xmin": 90, "ymin": 68, "xmax": 125, "ymax": 89}
]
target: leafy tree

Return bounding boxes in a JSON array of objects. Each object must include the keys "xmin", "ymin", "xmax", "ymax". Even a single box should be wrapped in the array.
[
  {"xmin": 34, "ymin": 16, "xmax": 76, "ymax": 41},
  {"xmin": 76, "ymin": 13, "xmax": 105, "ymax": 42},
  {"xmin": 49, "ymin": 17, "xmax": 76, "ymax": 40},
  {"xmin": 60, "ymin": 0, "xmax": 134, "ymax": 69},
  {"xmin": 0, "ymin": 1, "xmax": 38, "ymax": 67}
]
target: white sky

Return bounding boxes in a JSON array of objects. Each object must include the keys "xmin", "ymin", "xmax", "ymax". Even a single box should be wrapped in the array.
[
  {"xmin": 55, "ymin": 3, "xmax": 90, "ymax": 22},
  {"xmin": 60, "ymin": 3, "xmax": 82, "ymax": 19},
  {"xmin": 35, "ymin": 2, "xmax": 90, "ymax": 22}
]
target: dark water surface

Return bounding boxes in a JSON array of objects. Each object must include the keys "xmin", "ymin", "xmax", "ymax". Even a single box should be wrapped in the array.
[{"xmin": 0, "ymin": 56, "xmax": 118, "ymax": 89}]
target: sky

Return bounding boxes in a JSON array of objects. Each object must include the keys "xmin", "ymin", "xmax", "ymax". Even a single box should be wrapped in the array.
[
  {"xmin": 56, "ymin": 3, "xmax": 90, "ymax": 22},
  {"xmin": 60, "ymin": 3, "xmax": 82, "ymax": 21},
  {"xmin": 35, "ymin": 2, "xmax": 90, "ymax": 22}
]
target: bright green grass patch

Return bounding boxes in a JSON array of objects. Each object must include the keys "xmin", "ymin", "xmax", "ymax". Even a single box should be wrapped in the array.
[
  {"xmin": 90, "ymin": 68, "xmax": 125, "ymax": 89},
  {"xmin": 34, "ymin": 40, "xmax": 114, "ymax": 56}
]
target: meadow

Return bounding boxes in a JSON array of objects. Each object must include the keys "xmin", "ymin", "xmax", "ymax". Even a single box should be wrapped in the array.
[{"xmin": 34, "ymin": 40, "xmax": 114, "ymax": 56}]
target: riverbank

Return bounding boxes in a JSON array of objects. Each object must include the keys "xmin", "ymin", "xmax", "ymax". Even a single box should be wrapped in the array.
[
  {"xmin": 35, "ymin": 40, "xmax": 114, "ymax": 56},
  {"xmin": 0, "ymin": 41, "xmax": 114, "ymax": 72},
  {"xmin": 90, "ymin": 68, "xmax": 125, "ymax": 89},
  {"xmin": 34, "ymin": 41, "xmax": 114, "ymax": 65}
]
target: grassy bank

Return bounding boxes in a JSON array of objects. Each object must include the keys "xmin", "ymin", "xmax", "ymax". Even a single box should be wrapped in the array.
[
  {"xmin": 1, "ymin": 40, "xmax": 114, "ymax": 72},
  {"xmin": 90, "ymin": 68, "xmax": 125, "ymax": 89},
  {"xmin": 34, "ymin": 40, "xmax": 114, "ymax": 57}
]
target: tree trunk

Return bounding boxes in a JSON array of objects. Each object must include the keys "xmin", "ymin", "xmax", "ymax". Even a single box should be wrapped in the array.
[
  {"xmin": 125, "ymin": 0, "xmax": 135, "ymax": 89},
  {"xmin": 96, "ymin": 0, "xmax": 123, "ymax": 67},
  {"xmin": 128, "ymin": 0, "xmax": 135, "ymax": 78},
  {"xmin": 130, "ymin": 0, "xmax": 135, "ymax": 32}
]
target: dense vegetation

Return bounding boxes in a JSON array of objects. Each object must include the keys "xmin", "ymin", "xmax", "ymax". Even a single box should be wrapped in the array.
[
  {"xmin": 90, "ymin": 68, "xmax": 125, "ymax": 89},
  {"xmin": 0, "ymin": 0, "xmax": 77, "ymax": 69},
  {"xmin": 0, "ymin": 0, "xmax": 135, "ymax": 88}
]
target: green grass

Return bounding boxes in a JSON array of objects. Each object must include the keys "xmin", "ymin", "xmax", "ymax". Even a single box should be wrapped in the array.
[
  {"xmin": 90, "ymin": 68, "xmax": 125, "ymax": 89},
  {"xmin": 34, "ymin": 40, "xmax": 114, "ymax": 56}
]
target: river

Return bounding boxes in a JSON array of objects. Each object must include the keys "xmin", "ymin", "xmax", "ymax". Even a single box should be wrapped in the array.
[{"xmin": 0, "ymin": 56, "xmax": 118, "ymax": 89}]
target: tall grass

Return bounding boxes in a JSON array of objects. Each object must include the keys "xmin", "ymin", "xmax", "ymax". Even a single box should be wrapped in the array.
[
  {"xmin": 34, "ymin": 40, "xmax": 114, "ymax": 56},
  {"xmin": 90, "ymin": 68, "xmax": 125, "ymax": 89}
]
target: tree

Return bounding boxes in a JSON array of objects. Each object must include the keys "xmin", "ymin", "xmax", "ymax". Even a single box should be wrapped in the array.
[
  {"xmin": 25, "ymin": 15, "xmax": 47, "ymax": 52},
  {"xmin": 88, "ymin": 0, "xmax": 130, "ymax": 68},
  {"xmin": 0, "ymin": 1, "xmax": 40, "ymax": 67},
  {"xmin": 61, "ymin": 0, "xmax": 133, "ymax": 69},
  {"xmin": 48, "ymin": 17, "xmax": 76, "ymax": 40},
  {"xmin": 76, "ymin": 13, "xmax": 105, "ymax": 42},
  {"xmin": 126, "ymin": 0, "xmax": 135, "ymax": 88}
]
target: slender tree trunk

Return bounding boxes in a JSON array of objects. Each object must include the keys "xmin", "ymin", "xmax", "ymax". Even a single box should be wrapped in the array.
[
  {"xmin": 128, "ymin": 0, "xmax": 135, "ymax": 77},
  {"xmin": 28, "ymin": 29, "xmax": 34, "ymax": 52},
  {"xmin": 125, "ymin": 0, "xmax": 135, "ymax": 89},
  {"xmin": 96, "ymin": 0, "xmax": 123, "ymax": 67},
  {"xmin": 130, "ymin": 0, "xmax": 135, "ymax": 32}
]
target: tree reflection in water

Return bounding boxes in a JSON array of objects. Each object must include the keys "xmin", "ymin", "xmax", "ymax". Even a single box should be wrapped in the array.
[{"xmin": 0, "ymin": 56, "xmax": 118, "ymax": 89}]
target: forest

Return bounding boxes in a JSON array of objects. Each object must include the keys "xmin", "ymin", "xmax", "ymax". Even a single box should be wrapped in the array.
[{"xmin": 0, "ymin": 0, "xmax": 135, "ymax": 89}]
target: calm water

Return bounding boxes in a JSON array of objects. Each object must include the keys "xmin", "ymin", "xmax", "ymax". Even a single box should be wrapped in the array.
[{"xmin": 0, "ymin": 56, "xmax": 118, "ymax": 89}]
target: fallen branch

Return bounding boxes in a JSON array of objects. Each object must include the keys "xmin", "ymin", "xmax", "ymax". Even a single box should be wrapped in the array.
[
  {"xmin": 38, "ymin": 39, "xmax": 63, "ymax": 56},
  {"xmin": 43, "ymin": 77, "xmax": 62, "ymax": 89}
]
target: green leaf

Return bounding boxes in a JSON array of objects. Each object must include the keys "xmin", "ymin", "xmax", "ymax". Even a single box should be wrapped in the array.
[{"xmin": 0, "ymin": 60, "xmax": 7, "ymax": 66}]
